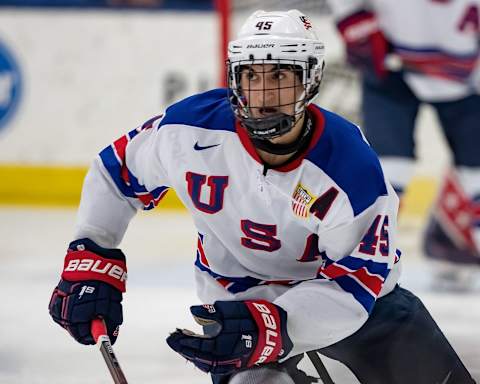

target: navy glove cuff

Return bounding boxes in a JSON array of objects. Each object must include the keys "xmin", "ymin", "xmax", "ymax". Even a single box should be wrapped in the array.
[{"xmin": 69, "ymin": 238, "xmax": 126, "ymax": 262}]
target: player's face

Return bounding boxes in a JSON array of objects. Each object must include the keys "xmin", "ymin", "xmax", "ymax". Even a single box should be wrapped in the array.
[{"xmin": 239, "ymin": 64, "xmax": 304, "ymax": 119}]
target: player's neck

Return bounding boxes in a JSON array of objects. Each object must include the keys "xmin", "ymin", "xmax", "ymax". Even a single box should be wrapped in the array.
[
  {"xmin": 256, "ymin": 114, "xmax": 306, "ymax": 166},
  {"xmin": 257, "ymin": 149, "xmax": 295, "ymax": 166}
]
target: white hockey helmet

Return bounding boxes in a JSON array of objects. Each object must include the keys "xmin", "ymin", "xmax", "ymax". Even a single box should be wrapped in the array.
[{"xmin": 227, "ymin": 9, "xmax": 325, "ymax": 140}]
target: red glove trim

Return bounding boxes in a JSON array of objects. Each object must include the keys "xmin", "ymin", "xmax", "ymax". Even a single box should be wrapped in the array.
[
  {"xmin": 337, "ymin": 10, "xmax": 379, "ymax": 43},
  {"xmin": 61, "ymin": 250, "xmax": 127, "ymax": 292},
  {"xmin": 245, "ymin": 300, "xmax": 283, "ymax": 366}
]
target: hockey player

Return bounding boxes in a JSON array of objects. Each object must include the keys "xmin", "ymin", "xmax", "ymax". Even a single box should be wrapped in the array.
[
  {"xmin": 48, "ymin": 10, "xmax": 475, "ymax": 384},
  {"xmin": 329, "ymin": 0, "xmax": 480, "ymax": 289}
]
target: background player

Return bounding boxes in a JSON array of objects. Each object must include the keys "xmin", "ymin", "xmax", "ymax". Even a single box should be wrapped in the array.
[
  {"xmin": 48, "ymin": 9, "xmax": 475, "ymax": 383},
  {"xmin": 329, "ymin": 0, "xmax": 480, "ymax": 289}
]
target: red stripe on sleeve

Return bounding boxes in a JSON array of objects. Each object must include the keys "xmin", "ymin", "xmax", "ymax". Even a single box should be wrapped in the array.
[
  {"xmin": 198, "ymin": 238, "xmax": 210, "ymax": 267},
  {"xmin": 352, "ymin": 268, "xmax": 384, "ymax": 296},
  {"xmin": 318, "ymin": 263, "xmax": 352, "ymax": 279},
  {"xmin": 113, "ymin": 135, "xmax": 129, "ymax": 162}
]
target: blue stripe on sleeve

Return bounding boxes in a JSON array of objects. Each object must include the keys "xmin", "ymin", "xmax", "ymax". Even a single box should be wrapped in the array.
[
  {"xmin": 126, "ymin": 168, "xmax": 149, "ymax": 194},
  {"xmin": 337, "ymin": 256, "xmax": 390, "ymax": 279},
  {"xmin": 99, "ymin": 143, "xmax": 169, "ymax": 209},
  {"xmin": 150, "ymin": 186, "xmax": 169, "ymax": 199},
  {"xmin": 128, "ymin": 129, "xmax": 139, "ymax": 140},
  {"xmin": 99, "ymin": 146, "xmax": 136, "ymax": 198},
  {"xmin": 334, "ymin": 275, "xmax": 376, "ymax": 313}
]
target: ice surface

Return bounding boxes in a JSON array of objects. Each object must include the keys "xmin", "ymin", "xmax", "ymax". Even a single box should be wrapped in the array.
[{"xmin": 0, "ymin": 208, "xmax": 478, "ymax": 383}]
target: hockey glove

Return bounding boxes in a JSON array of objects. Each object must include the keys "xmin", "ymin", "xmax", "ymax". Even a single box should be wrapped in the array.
[
  {"xmin": 48, "ymin": 238, "xmax": 126, "ymax": 345},
  {"xmin": 166, "ymin": 300, "xmax": 293, "ymax": 376},
  {"xmin": 337, "ymin": 9, "xmax": 389, "ymax": 79}
]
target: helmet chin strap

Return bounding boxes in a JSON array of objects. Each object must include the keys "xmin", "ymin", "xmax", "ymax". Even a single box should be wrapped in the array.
[
  {"xmin": 243, "ymin": 113, "xmax": 295, "ymax": 140},
  {"xmin": 250, "ymin": 112, "xmax": 313, "ymax": 156}
]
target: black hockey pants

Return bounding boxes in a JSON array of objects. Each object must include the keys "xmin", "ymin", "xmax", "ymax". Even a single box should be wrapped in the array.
[{"xmin": 318, "ymin": 285, "xmax": 475, "ymax": 383}]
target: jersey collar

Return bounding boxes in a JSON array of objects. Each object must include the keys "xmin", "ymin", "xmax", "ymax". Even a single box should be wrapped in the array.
[{"xmin": 235, "ymin": 105, "xmax": 325, "ymax": 172}]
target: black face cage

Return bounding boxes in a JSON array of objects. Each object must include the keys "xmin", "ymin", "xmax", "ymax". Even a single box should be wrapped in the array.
[{"xmin": 227, "ymin": 58, "xmax": 320, "ymax": 140}]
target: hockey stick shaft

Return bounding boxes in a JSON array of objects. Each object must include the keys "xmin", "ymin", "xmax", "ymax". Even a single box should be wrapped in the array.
[
  {"xmin": 307, "ymin": 351, "xmax": 335, "ymax": 384},
  {"xmin": 91, "ymin": 319, "xmax": 129, "ymax": 384}
]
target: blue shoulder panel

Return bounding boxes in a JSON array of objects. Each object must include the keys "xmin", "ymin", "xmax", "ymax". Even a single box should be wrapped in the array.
[
  {"xmin": 307, "ymin": 106, "xmax": 387, "ymax": 216},
  {"xmin": 159, "ymin": 88, "xmax": 236, "ymax": 132}
]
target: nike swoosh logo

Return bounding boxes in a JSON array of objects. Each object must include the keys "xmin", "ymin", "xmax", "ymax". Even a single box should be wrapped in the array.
[{"xmin": 194, "ymin": 142, "xmax": 221, "ymax": 151}]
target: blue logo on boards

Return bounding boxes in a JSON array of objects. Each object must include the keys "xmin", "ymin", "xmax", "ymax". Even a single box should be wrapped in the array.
[{"xmin": 0, "ymin": 39, "xmax": 21, "ymax": 132}]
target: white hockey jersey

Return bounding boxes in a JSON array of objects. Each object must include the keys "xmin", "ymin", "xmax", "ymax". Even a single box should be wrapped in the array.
[
  {"xmin": 329, "ymin": 0, "xmax": 480, "ymax": 101},
  {"xmin": 75, "ymin": 89, "xmax": 401, "ymax": 357}
]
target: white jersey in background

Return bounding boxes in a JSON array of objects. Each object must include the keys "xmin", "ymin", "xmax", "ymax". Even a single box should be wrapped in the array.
[
  {"xmin": 74, "ymin": 88, "xmax": 401, "ymax": 356},
  {"xmin": 330, "ymin": 0, "xmax": 480, "ymax": 101}
]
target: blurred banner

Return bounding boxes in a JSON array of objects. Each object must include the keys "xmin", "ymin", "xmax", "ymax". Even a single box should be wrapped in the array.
[
  {"xmin": 0, "ymin": 8, "xmax": 218, "ymax": 164},
  {"xmin": 0, "ymin": 4, "xmax": 218, "ymax": 206}
]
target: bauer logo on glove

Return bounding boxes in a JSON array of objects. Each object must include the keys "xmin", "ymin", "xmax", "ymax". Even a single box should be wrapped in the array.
[{"xmin": 48, "ymin": 238, "xmax": 126, "ymax": 345}]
